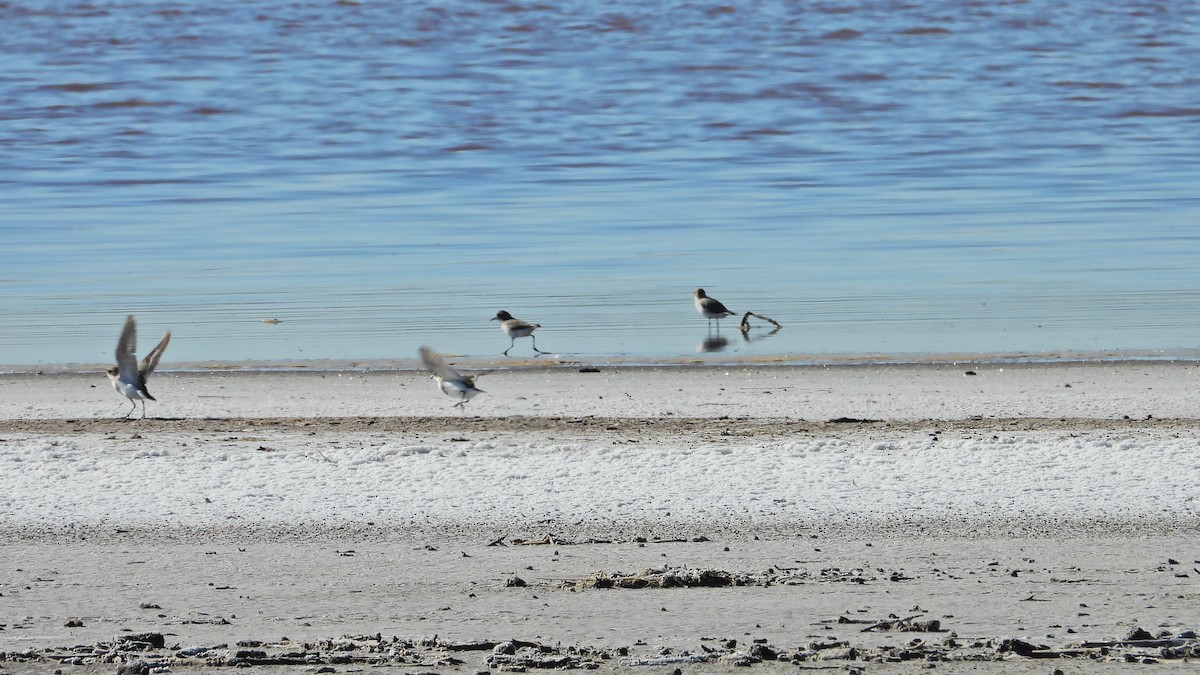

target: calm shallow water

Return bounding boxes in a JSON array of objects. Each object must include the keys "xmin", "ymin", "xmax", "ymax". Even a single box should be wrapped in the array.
[{"xmin": 2, "ymin": 0, "xmax": 1198, "ymax": 366}]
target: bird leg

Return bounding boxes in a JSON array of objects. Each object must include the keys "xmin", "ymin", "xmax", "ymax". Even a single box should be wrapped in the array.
[{"xmin": 531, "ymin": 335, "xmax": 546, "ymax": 354}]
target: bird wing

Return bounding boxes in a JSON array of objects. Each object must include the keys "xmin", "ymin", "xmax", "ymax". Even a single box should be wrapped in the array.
[
  {"xmin": 704, "ymin": 297, "xmax": 733, "ymax": 314},
  {"xmin": 139, "ymin": 330, "xmax": 171, "ymax": 378},
  {"xmin": 508, "ymin": 318, "xmax": 540, "ymax": 331},
  {"xmin": 115, "ymin": 315, "xmax": 140, "ymax": 382},
  {"xmin": 419, "ymin": 346, "xmax": 465, "ymax": 381}
]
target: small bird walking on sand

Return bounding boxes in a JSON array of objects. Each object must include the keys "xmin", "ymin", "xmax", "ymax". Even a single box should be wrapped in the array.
[
  {"xmin": 491, "ymin": 310, "xmax": 546, "ymax": 356},
  {"xmin": 106, "ymin": 315, "xmax": 171, "ymax": 419},
  {"xmin": 693, "ymin": 288, "xmax": 736, "ymax": 331},
  {"xmin": 419, "ymin": 346, "xmax": 484, "ymax": 408}
]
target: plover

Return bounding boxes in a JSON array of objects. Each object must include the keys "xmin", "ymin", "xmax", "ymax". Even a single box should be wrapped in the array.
[
  {"xmin": 106, "ymin": 315, "xmax": 171, "ymax": 419},
  {"xmin": 693, "ymin": 288, "xmax": 736, "ymax": 330},
  {"xmin": 419, "ymin": 346, "xmax": 484, "ymax": 408},
  {"xmin": 491, "ymin": 310, "xmax": 546, "ymax": 356}
]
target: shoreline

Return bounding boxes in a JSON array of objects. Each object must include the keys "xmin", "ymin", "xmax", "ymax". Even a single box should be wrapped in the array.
[{"xmin": 5, "ymin": 348, "xmax": 1200, "ymax": 375}]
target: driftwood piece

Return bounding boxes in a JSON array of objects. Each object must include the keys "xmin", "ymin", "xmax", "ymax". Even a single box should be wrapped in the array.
[
  {"xmin": 443, "ymin": 641, "xmax": 498, "ymax": 652},
  {"xmin": 739, "ymin": 311, "xmax": 782, "ymax": 332},
  {"xmin": 860, "ymin": 614, "xmax": 942, "ymax": 632},
  {"xmin": 1080, "ymin": 638, "xmax": 1196, "ymax": 649}
]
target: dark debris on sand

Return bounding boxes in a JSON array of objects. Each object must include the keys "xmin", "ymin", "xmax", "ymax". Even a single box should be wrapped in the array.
[
  {"xmin": 3, "ymin": 627, "xmax": 1199, "ymax": 671},
  {"xmin": 5, "ymin": 413, "xmax": 1193, "ymax": 439},
  {"xmin": 560, "ymin": 564, "xmax": 911, "ymax": 589}
]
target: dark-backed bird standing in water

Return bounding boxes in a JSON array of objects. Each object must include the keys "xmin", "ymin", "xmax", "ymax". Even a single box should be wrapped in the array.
[
  {"xmin": 419, "ymin": 346, "xmax": 485, "ymax": 408},
  {"xmin": 693, "ymin": 288, "xmax": 736, "ymax": 331},
  {"xmin": 106, "ymin": 315, "xmax": 171, "ymax": 419},
  {"xmin": 491, "ymin": 310, "xmax": 546, "ymax": 356}
]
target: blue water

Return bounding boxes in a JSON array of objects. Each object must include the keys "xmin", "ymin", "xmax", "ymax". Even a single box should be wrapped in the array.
[{"xmin": 2, "ymin": 0, "xmax": 1198, "ymax": 366}]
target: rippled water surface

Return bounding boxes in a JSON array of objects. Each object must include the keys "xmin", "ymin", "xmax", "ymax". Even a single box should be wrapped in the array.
[{"xmin": 2, "ymin": 0, "xmax": 1198, "ymax": 366}]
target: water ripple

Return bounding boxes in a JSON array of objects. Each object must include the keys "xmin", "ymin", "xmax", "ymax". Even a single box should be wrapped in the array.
[{"xmin": 0, "ymin": 0, "xmax": 1197, "ymax": 365}]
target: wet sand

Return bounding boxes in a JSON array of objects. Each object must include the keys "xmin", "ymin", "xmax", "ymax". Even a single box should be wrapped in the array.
[{"xmin": 3, "ymin": 359, "xmax": 1200, "ymax": 421}]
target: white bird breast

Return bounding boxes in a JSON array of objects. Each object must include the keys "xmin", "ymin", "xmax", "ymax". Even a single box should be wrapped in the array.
[
  {"xmin": 437, "ymin": 377, "xmax": 480, "ymax": 400},
  {"xmin": 113, "ymin": 379, "xmax": 147, "ymax": 400},
  {"xmin": 502, "ymin": 321, "xmax": 537, "ymax": 338}
]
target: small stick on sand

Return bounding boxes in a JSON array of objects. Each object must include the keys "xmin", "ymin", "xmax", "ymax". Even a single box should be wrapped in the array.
[
  {"xmin": 860, "ymin": 614, "xmax": 927, "ymax": 632},
  {"xmin": 514, "ymin": 534, "xmax": 559, "ymax": 545}
]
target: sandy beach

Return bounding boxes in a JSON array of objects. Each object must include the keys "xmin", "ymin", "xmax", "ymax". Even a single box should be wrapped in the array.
[{"xmin": 2, "ymin": 361, "xmax": 1199, "ymax": 673}]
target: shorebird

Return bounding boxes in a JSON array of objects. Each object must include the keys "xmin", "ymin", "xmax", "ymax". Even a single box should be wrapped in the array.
[
  {"xmin": 419, "ymin": 346, "xmax": 484, "ymax": 408},
  {"xmin": 693, "ymin": 288, "xmax": 736, "ymax": 330},
  {"xmin": 106, "ymin": 315, "xmax": 171, "ymax": 419},
  {"xmin": 491, "ymin": 310, "xmax": 546, "ymax": 356}
]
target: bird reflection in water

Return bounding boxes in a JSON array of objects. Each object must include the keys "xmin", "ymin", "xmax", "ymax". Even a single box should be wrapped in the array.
[
  {"xmin": 698, "ymin": 324, "xmax": 781, "ymax": 352},
  {"xmin": 697, "ymin": 335, "xmax": 730, "ymax": 352}
]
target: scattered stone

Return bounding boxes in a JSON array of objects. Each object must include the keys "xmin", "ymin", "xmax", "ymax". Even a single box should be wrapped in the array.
[
  {"xmin": 997, "ymin": 638, "xmax": 1045, "ymax": 656},
  {"xmin": 487, "ymin": 639, "xmax": 602, "ymax": 669},
  {"xmin": 2, "ymin": 625, "xmax": 1197, "ymax": 670},
  {"xmin": 1125, "ymin": 627, "xmax": 1155, "ymax": 641},
  {"xmin": 122, "ymin": 633, "xmax": 166, "ymax": 649},
  {"xmin": 748, "ymin": 643, "xmax": 778, "ymax": 660},
  {"xmin": 562, "ymin": 564, "xmax": 907, "ymax": 591}
]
